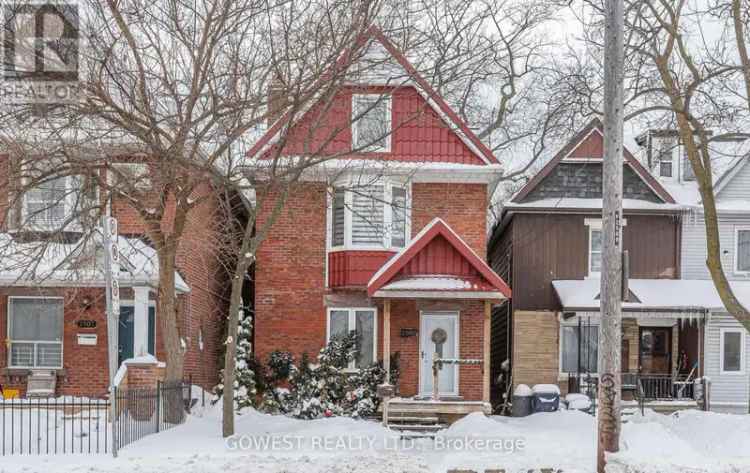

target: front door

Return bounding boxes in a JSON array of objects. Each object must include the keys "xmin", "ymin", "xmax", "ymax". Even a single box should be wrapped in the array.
[
  {"xmin": 420, "ymin": 312, "xmax": 459, "ymax": 397},
  {"xmin": 118, "ymin": 306, "xmax": 156, "ymax": 366},
  {"xmin": 639, "ymin": 327, "xmax": 672, "ymax": 374}
]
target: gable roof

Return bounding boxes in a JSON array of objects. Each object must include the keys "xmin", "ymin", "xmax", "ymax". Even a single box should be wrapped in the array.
[
  {"xmin": 367, "ymin": 218, "xmax": 511, "ymax": 299},
  {"xmin": 714, "ymin": 154, "xmax": 750, "ymax": 196},
  {"xmin": 246, "ymin": 26, "xmax": 500, "ymax": 166},
  {"xmin": 512, "ymin": 118, "xmax": 675, "ymax": 204}
]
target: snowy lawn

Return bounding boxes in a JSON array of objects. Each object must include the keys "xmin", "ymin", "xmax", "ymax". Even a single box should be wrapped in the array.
[{"xmin": 1, "ymin": 405, "xmax": 749, "ymax": 473}]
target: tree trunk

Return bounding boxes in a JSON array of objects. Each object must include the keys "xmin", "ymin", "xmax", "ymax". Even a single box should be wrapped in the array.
[
  {"xmin": 732, "ymin": 0, "xmax": 750, "ymax": 111},
  {"xmin": 157, "ymin": 243, "xmax": 185, "ymax": 423},
  {"xmin": 598, "ymin": 0, "xmax": 624, "ymax": 471},
  {"xmin": 222, "ymin": 262, "xmax": 247, "ymax": 438}
]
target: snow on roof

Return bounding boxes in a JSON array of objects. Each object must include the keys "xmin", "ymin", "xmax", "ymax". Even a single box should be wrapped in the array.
[
  {"xmin": 504, "ymin": 198, "xmax": 683, "ymax": 212},
  {"xmin": 552, "ymin": 278, "xmax": 750, "ymax": 311},
  {"xmin": 0, "ymin": 233, "xmax": 190, "ymax": 292},
  {"xmin": 380, "ymin": 276, "xmax": 475, "ymax": 291}
]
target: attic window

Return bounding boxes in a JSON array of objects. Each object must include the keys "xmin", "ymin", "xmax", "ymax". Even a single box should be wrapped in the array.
[
  {"xmin": 352, "ymin": 94, "xmax": 391, "ymax": 152},
  {"xmin": 657, "ymin": 138, "xmax": 675, "ymax": 178}
]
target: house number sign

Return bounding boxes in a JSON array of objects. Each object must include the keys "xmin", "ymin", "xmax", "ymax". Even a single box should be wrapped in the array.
[{"xmin": 76, "ymin": 320, "xmax": 97, "ymax": 329}]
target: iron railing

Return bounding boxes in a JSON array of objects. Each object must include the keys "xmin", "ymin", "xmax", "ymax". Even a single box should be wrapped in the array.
[
  {"xmin": 1, "ymin": 395, "xmax": 110, "ymax": 455},
  {"xmin": 112, "ymin": 381, "xmax": 191, "ymax": 454},
  {"xmin": 1, "ymin": 381, "xmax": 195, "ymax": 456}
]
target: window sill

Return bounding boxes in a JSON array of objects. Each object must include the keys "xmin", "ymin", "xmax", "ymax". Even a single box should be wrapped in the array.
[
  {"xmin": 328, "ymin": 246, "xmax": 402, "ymax": 253},
  {"xmin": 2, "ymin": 368, "xmax": 67, "ymax": 377}
]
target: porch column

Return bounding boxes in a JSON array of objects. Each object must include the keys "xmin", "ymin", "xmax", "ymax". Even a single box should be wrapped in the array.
[
  {"xmin": 383, "ymin": 298, "xmax": 391, "ymax": 378},
  {"xmin": 133, "ymin": 286, "xmax": 150, "ymax": 357},
  {"xmin": 483, "ymin": 300, "xmax": 491, "ymax": 403}
]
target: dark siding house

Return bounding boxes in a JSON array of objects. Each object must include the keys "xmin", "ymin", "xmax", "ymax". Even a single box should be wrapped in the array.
[{"xmin": 487, "ymin": 119, "xmax": 705, "ymax": 409}]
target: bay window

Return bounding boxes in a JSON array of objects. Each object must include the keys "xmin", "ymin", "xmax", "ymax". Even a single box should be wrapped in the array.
[
  {"xmin": 352, "ymin": 94, "xmax": 391, "ymax": 152},
  {"xmin": 330, "ymin": 181, "xmax": 409, "ymax": 249},
  {"xmin": 560, "ymin": 323, "xmax": 599, "ymax": 374},
  {"xmin": 327, "ymin": 308, "xmax": 377, "ymax": 368},
  {"xmin": 8, "ymin": 298, "xmax": 64, "ymax": 368}
]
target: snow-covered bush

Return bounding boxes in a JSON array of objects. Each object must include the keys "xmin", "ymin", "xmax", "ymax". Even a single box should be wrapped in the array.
[{"xmin": 213, "ymin": 307, "xmax": 258, "ymax": 410}]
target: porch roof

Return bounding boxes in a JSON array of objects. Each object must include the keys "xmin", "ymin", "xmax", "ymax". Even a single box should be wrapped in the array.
[
  {"xmin": 368, "ymin": 218, "xmax": 511, "ymax": 300},
  {"xmin": 0, "ymin": 233, "xmax": 190, "ymax": 293},
  {"xmin": 552, "ymin": 278, "xmax": 750, "ymax": 313}
]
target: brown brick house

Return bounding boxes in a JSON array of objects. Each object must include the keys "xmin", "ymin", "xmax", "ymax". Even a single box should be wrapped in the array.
[
  {"xmin": 488, "ymin": 119, "xmax": 709, "ymax": 408},
  {"xmin": 248, "ymin": 26, "xmax": 511, "ymax": 408},
  {"xmin": 0, "ymin": 156, "xmax": 228, "ymax": 397}
]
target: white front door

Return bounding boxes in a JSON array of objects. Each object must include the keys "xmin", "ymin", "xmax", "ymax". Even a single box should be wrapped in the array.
[{"xmin": 420, "ymin": 312, "xmax": 459, "ymax": 397}]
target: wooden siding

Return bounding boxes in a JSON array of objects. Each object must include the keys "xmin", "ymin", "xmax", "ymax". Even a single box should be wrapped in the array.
[
  {"xmin": 509, "ymin": 213, "xmax": 681, "ymax": 311},
  {"xmin": 704, "ymin": 312, "xmax": 750, "ymax": 413},
  {"xmin": 681, "ymin": 211, "xmax": 750, "ymax": 282},
  {"xmin": 717, "ymin": 160, "xmax": 750, "ymax": 201}
]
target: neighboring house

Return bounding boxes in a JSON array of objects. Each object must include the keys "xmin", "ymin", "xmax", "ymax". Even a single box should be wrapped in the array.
[
  {"xmin": 247, "ymin": 26, "xmax": 511, "ymax": 412},
  {"xmin": 0, "ymin": 156, "xmax": 227, "ymax": 396},
  {"xmin": 635, "ymin": 130, "xmax": 750, "ymax": 413},
  {"xmin": 487, "ymin": 119, "xmax": 716, "ymax": 409}
]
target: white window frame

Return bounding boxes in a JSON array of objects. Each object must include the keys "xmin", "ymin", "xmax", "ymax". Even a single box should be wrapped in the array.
[
  {"xmin": 7, "ymin": 296, "xmax": 64, "ymax": 369},
  {"xmin": 559, "ymin": 319, "xmax": 601, "ymax": 377},
  {"xmin": 734, "ymin": 227, "xmax": 750, "ymax": 275},
  {"xmin": 351, "ymin": 94, "xmax": 392, "ymax": 153},
  {"xmin": 657, "ymin": 137, "xmax": 676, "ymax": 179},
  {"xmin": 585, "ymin": 218, "xmax": 627, "ymax": 278},
  {"xmin": 21, "ymin": 175, "xmax": 75, "ymax": 231},
  {"xmin": 109, "ymin": 163, "xmax": 152, "ymax": 192},
  {"xmin": 720, "ymin": 327, "xmax": 746, "ymax": 375},
  {"xmin": 327, "ymin": 178, "xmax": 411, "ymax": 252},
  {"xmin": 325, "ymin": 307, "xmax": 378, "ymax": 370}
]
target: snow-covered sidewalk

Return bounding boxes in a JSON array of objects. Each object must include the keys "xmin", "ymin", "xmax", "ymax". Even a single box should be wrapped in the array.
[{"xmin": 1, "ymin": 404, "xmax": 748, "ymax": 473}]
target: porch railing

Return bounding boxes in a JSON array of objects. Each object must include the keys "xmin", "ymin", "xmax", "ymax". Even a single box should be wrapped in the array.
[{"xmin": 567, "ymin": 372, "xmax": 707, "ymax": 412}]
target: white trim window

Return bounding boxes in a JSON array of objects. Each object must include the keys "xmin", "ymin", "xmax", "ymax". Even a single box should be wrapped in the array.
[
  {"xmin": 720, "ymin": 328, "xmax": 745, "ymax": 375},
  {"xmin": 8, "ymin": 297, "xmax": 64, "ymax": 368},
  {"xmin": 352, "ymin": 94, "xmax": 392, "ymax": 152},
  {"xmin": 330, "ymin": 180, "xmax": 410, "ymax": 250},
  {"xmin": 326, "ymin": 308, "xmax": 377, "ymax": 368},
  {"xmin": 735, "ymin": 227, "xmax": 750, "ymax": 274},
  {"xmin": 23, "ymin": 175, "xmax": 70, "ymax": 229},
  {"xmin": 657, "ymin": 137, "xmax": 675, "ymax": 178},
  {"xmin": 560, "ymin": 322, "xmax": 599, "ymax": 374},
  {"xmin": 585, "ymin": 218, "xmax": 627, "ymax": 278}
]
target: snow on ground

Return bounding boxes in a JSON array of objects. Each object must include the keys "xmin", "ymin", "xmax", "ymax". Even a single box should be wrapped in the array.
[{"xmin": 0, "ymin": 404, "xmax": 749, "ymax": 473}]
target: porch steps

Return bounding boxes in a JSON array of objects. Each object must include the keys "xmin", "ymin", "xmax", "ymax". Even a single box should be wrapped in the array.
[{"xmin": 386, "ymin": 411, "xmax": 446, "ymax": 439}]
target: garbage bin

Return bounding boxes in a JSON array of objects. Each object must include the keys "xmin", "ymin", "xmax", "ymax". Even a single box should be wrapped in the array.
[
  {"xmin": 532, "ymin": 384, "xmax": 561, "ymax": 413},
  {"xmin": 512, "ymin": 384, "xmax": 533, "ymax": 417}
]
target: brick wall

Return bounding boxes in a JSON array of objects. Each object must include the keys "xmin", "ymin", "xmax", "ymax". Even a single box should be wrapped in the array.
[
  {"xmin": 0, "ymin": 288, "xmax": 110, "ymax": 397},
  {"xmin": 253, "ymin": 180, "xmax": 489, "ymax": 401}
]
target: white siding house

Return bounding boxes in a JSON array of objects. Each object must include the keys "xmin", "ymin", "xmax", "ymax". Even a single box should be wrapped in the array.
[{"xmin": 637, "ymin": 131, "xmax": 750, "ymax": 413}]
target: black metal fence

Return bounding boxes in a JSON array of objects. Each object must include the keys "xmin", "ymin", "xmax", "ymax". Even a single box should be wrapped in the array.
[
  {"xmin": 112, "ymin": 381, "xmax": 191, "ymax": 455},
  {"xmin": 1, "ymin": 396, "xmax": 110, "ymax": 455},
  {"xmin": 1, "ymin": 381, "xmax": 194, "ymax": 456}
]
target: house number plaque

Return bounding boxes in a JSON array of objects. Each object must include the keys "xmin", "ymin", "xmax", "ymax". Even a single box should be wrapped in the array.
[{"xmin": 76, "ymin": 319, "xmax": 97, "ymax": 329}]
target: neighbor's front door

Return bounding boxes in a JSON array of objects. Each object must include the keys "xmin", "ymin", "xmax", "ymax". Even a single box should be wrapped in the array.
[
  {"xmin": 420, "ymin": 312, "xmax": 459, "ymax": 397},
  {"xmin": 639, "ymin": 327, "xmax": 672, "ymax": 374},
  {"xmin": 118, "ymin": 306, "xmax": 156, "ymax": 366}
]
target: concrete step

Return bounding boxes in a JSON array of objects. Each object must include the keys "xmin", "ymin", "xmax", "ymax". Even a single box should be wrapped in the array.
[
  {"xmin": 389, "ymin": 423, "xmax": 446, "ymax": 432},
  {"xmin": 387, "ymin": 415, "xmax": 440, "ymax": 424}
]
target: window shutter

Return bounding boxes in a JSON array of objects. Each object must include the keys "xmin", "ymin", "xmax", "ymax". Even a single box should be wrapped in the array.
[
  {"xmin": 332, "ymin": 188, "xmax": 345, "ymax": 246},
  {"xmin": 351, "ymin": 185, "xmax": 383, "ymax": 245}
]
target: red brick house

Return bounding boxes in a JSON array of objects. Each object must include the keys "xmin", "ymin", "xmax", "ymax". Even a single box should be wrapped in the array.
[
  {"xmin": 0, "ymin": 157, "xmax": 228, "ymax": 397},
  {"xmin": 248, "ymin": 27, "xmax": 511, "ymax": 411}
]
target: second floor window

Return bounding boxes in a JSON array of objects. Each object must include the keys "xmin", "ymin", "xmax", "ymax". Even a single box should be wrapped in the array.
[
  {"xmin": 24, "ymin": 176, "xmax": 68, "ymax": 227},
  {"xmin": 589, "ymin": 227, "xmax": 603, "ymax": 276},
  {"xmin": 352, "ymin": 94, "xmax": 391, "ymax": 152},
  {"xmin": 657, "ymin": 137, "xmax": 675, "ymax": 178},
  {"xmin": 736, "ymin": 228, "xmax": 750, "ymax": 274},
  {"xmin": 330, "ymin": 181, "xmax": 409, "ymax": 250}
]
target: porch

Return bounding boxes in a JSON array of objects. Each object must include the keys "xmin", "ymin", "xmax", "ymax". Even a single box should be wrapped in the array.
[{"xmin": 364, "ymin": 219, "xmax": 512, "ymax": 431}]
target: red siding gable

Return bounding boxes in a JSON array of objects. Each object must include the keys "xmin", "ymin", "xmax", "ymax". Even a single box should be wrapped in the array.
[
  {"xmin": 568, "ymin": 130, "xmax": 604, "ymax": 159},
  {"xmin": 264, "ymin": 86, "xmax": 485, "ymax": 165}
]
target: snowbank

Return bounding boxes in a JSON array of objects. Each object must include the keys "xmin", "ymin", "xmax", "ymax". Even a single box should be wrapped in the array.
[{"xmin": 2, "ymin": 404, "xmax": 749, "ymax": 473}]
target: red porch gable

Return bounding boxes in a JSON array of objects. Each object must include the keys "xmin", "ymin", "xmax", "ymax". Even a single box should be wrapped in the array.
[{"xmin": 368, "ymin": 218, "xmax": 511, "ymax": 299}]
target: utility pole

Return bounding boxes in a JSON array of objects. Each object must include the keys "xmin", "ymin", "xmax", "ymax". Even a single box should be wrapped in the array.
[
  {"xmin": 598, "ymin": 0, "xmax": 624, "ymax": 471},
  {"xmin": 102, "ymin": 216, "xmax": 121, "ymax": 458}
]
